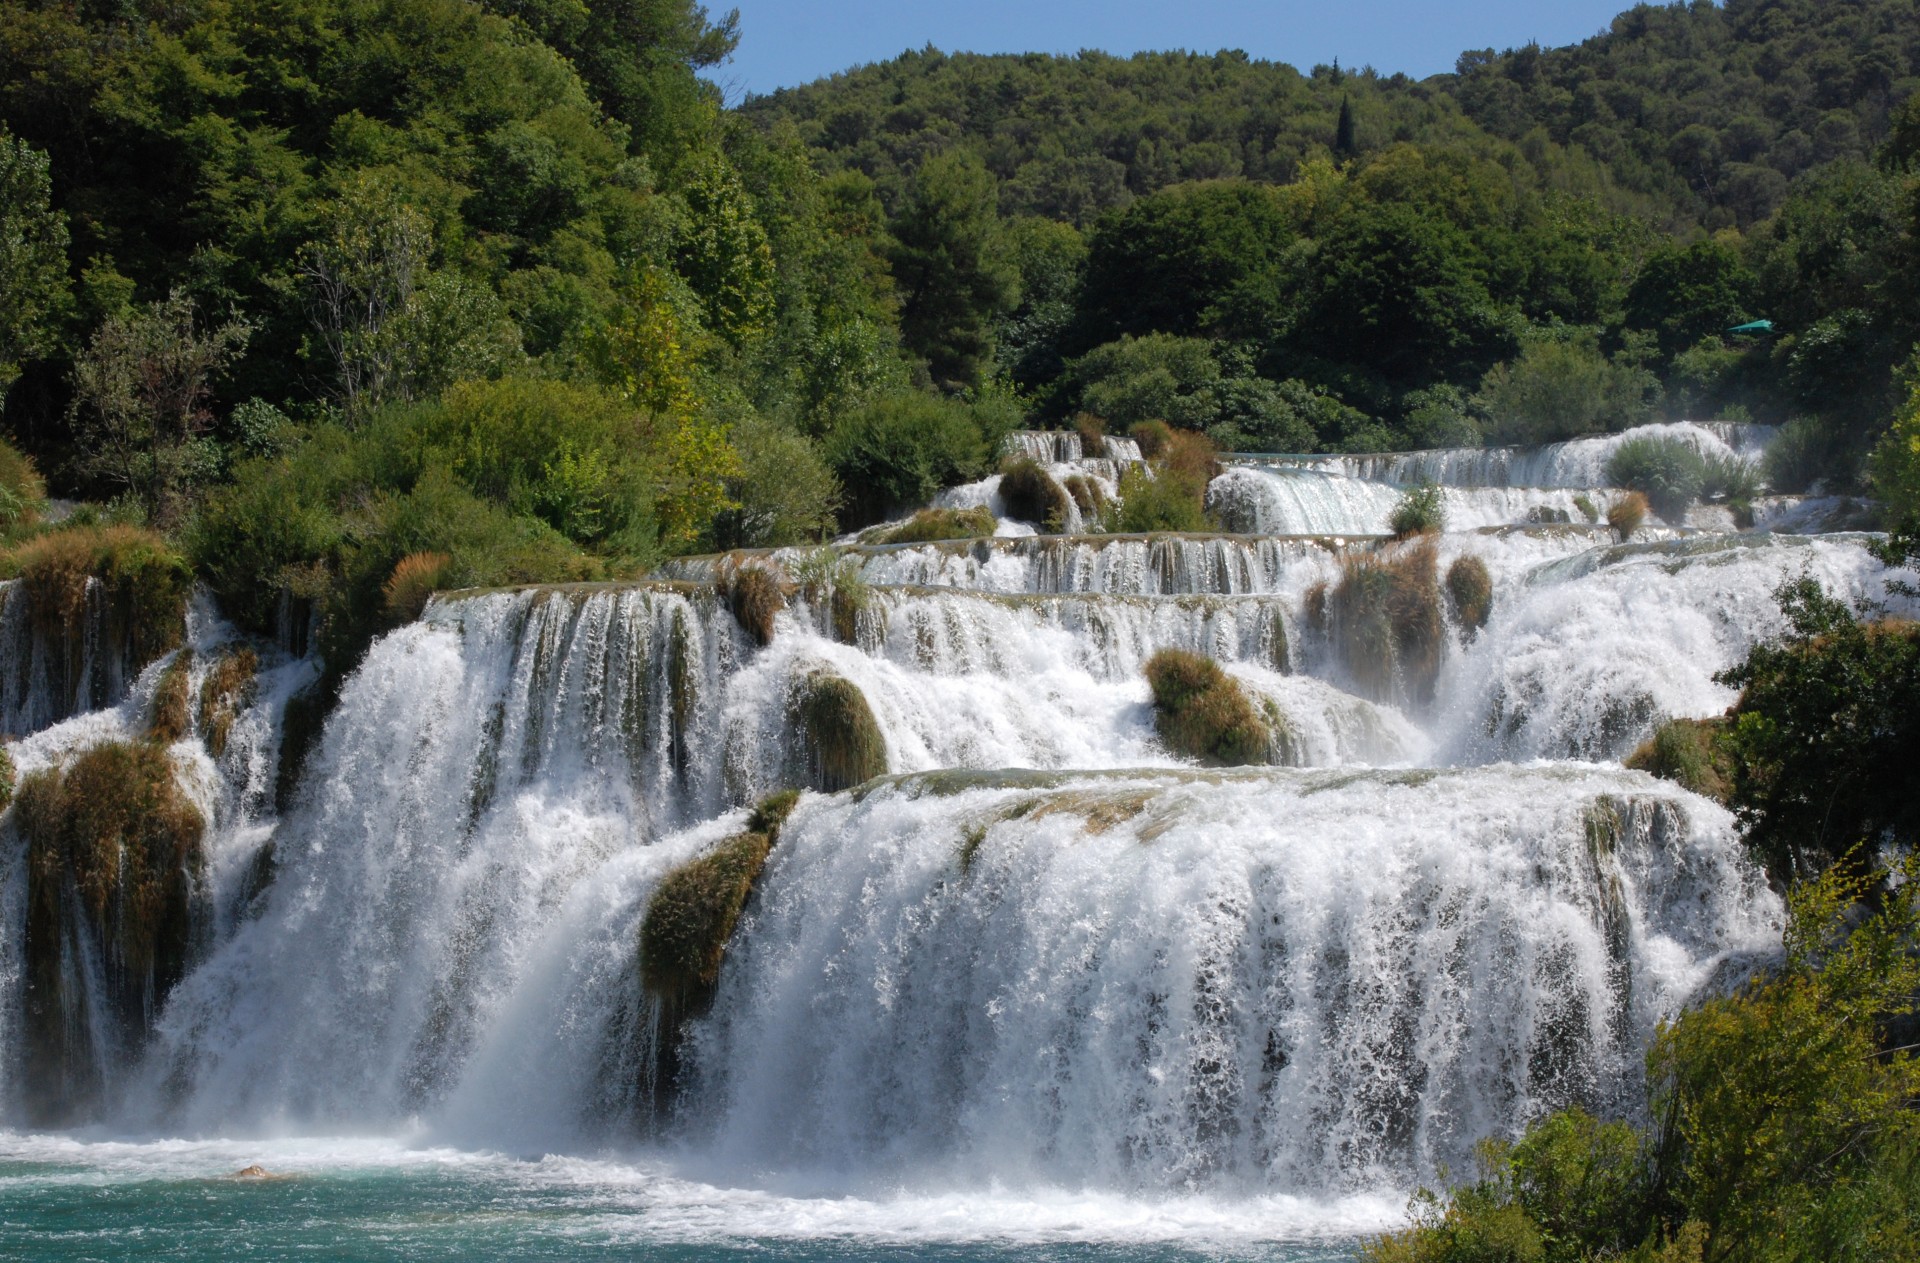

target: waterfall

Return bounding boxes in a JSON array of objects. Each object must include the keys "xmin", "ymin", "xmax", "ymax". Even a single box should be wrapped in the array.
[{"xmin": 1, "ymin": 417, "xmax": 1913, "ymax": 1208}]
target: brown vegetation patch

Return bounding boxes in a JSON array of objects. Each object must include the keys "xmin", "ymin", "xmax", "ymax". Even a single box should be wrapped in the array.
[{"xmin": 1145, "ymin": 648, "xmax": 1272, "ymax": 766}]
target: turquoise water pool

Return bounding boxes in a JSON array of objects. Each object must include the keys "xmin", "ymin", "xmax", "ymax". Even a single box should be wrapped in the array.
[{"xmin": 0, "ymin": 1134, "xmax": 1382, "ymax": 1261}]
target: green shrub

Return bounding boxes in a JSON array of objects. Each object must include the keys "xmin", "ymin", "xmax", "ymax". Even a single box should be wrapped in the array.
[
  {"xmin": 1766, "ymin": 416, "xmax": 1834, "ymax": 495},
  {"xmin": 998, "ymin": 457, "xmax": 1070, "ymax": 528},
  {"xmin": 1625, "ymin": 717, "xmax": 1732, "ymax": 803},
  {"xmin": 640, "ymin": 828, "xmax": 775, "ymax": 1006},
  {"xmin": 1318, "ymin": 540, "xmax": 1445, "ymax": 704},
  {"xmin": 0, "ymin": 436, "xmax": 46, "ymax": 532},
  {"xmin": 1104, "ymin": 464, "xmax": 1212, "ymax": 533},
  {"xmin": 1478, "ymin": 338, "xmax": 1654, "ymax": 444},
  {"xmin": 1144, "ymin": 648, "xmax": 1272, "ymax": 766},
  {"xmin": 873, "ymin": 506, "xmax": 997, "ymax": 544},
  {"xmin": 1073, "ymin": 412, "xmax": 1106, "ymax": 456},
  {"xmin": 823, "ymin": 392, "xmax": 993, "ymax": 527},
  {"xmin": 1444, "ymin": 555, "xmax": 1493, "ymax": 635},
  {"xmin": 793, "ymin": 672, "xmax": 887, "ymax": 790},
  {"xmin": 726, "ymin": 564, "xmax": 790, "ymax": 647},
  {"xmin": 1607, "ymin": 437, "xmax": 1706, "ymax": 523},
  {"xmin": 1389, "ymin": 483, "xmax": 1447, "ymax": 539},
  {"xmin": 1608, "ymin": 491, "xmax": 1649, "ymax": 538},
  {"xmin": 711, "ymin": 414, "xmax": 841, "ymax": 549},
  {"xmin": 1071, "ymin": 334, "xmax": 1222, "ymax": 432},
  {"xmin": 1129, "ymin": 418, "xmax": 1174, "ymax": 458}
]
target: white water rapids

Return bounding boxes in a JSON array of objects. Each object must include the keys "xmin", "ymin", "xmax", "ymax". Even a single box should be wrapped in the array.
[{"xmin": 0, "ymin": 424, "xmax": 1913, "ymax": 1233}]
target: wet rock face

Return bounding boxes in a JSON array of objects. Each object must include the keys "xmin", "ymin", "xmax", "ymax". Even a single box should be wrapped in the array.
[{"xmin": 15, "ymin": 741, "xmax": 206, "ymax": 1124}]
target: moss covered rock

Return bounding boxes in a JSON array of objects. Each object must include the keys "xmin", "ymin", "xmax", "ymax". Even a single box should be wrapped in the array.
[
  {"xmin": 1625, "ymin": 717, "xmax": 1734, "ymax": 803},
  {"xmin": 727, "ymin": 564, "xmax": 791, "ymax": 647},
  {"xmin": 198, "ymin": 647, "xmax": 259, "ymax": 758},
  {"xmin": 16, "ymin": 740, "xmax": 206, "ymax": 1122},
  {"xmin": 147, "ymin": 650, "xmax": 193, "ymax": 743},
  {"xmin": 1145, "ymin": 648, "xmax": 1272, "ymax": 767},
  {"xmin": 794, "ymin": 672, "xmax": 887, "ymax": 791},
  {"xmin": 875, "ymin": 506, "xmax": 996, "ymax": 545},
  {"xmin": 998, "ymin": 457, "xmax": 1071, "ymax": 529}
]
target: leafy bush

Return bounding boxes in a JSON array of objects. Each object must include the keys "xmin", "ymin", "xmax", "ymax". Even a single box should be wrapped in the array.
[
  {"xmin": 1625, "ymin": 717, "xmax": 1733, "ymax": 803},
  {"xmin": 823, "ymin": 392, "xmax": 993, "ymax": 527},
  {"xmin": 1766, "ymin": 416, "xmax": 1833, "ymax": 495},
  {"xmin": 1104, "ymin": 464, "xmax": 1211, "ymax": 533},
  {"xmin": 998, "ymin": 457, "xmax": 1071, "ymax": 528},
  {"xmin": 1144, "ymin": 649, "xmax": 1272, "ymax": 766},
  {"xmin": 0, "ymin": 436, "xmax": 47, "ymax": 532},
  {"xmin": 1389, "ymin": 483, "xmax": 1446, "ymax": 539},
  {"xmin": 1607, "ymin": 438, "xmax": 1706, "ymax": 523},
  {"xmin": 1608, "ymin": 491, "xmax": 1649, "ymax": 538},
  {"xmin": 1129, "ymin": 418, "xmax": 1174, "ymax": 458},
  {"xmin": 871, "ymin": 506, "xmax": 997, "ymax": 544},
  {"xmin": 1070, "ymin": 334, "xmax": 1222, "ymax": 431},
  {"xmin": 1478, "ymin": 339, "xmax": 1654, "ymax": 444},
  {"xmin": 711, "ymin": 414, "xmax": 841, "ymax": 549},
  {"xmin": 1717, "ymin": 579, "xmax": 1920, "ymax": 881},
  {"xmin": 1444, "ymin": 555, "xmax": 1493, "ymax": 634}
]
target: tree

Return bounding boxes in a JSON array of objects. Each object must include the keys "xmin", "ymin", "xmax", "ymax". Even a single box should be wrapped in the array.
[
  {"xmin": 0, "ymin": 126, "xmax": 69, "ymax": 404},
  {"xmin": 1334, "ymin": 95, "xmax": 1358, "ymax": 161},
  {"xmin": 68, "ymin": 292, "xmax": 252, "ymax": 523},
  {"xmin": 1624, "ymin": 240, "xmax": 1755, "ymax": 360},
  {"xmin": 888, "ymin": 152, "xmax": 1017, "ymax": 389}
]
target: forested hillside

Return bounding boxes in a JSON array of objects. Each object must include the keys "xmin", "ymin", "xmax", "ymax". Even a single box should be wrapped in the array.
[{"xmin": 0, "ymin": 0, "xmax": 1918, "ymax": 682}]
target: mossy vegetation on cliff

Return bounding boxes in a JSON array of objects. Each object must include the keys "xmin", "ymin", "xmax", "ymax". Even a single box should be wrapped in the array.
[
  {"xmin": 198, "ymin": 647, "xmax": 259, "ymax": 758},
  {"xmin": 726, "ymin": 564, "xmax": 791, "ymax": 646},
  {"xmin": 3, "ymin": 524, "xmax": 192, "ymax": 671},
  {"xmin": 1144, "ymin": 648, "xmax": 1272, "ymax": 767},
  {"xmin": 999, "ymin": 457, "xmax": 1071, "ymax": 529},
  {"xmin": 1444, "ymin": 555, "xmax": 1494, "ymax": 636},
  {"xmin": 15, "ymin": 740, "xmax": 206, "ymax": 1122},
  {"xmin": 1625, "ymin": 717, "xmax": 1734, "ymax": 803},
  {"xmin": 873, "ymin": 506, "xmax": 997, "ymax": 545}
]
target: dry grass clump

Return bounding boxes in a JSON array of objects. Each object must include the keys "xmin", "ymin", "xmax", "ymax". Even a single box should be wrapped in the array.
[
  {"xmin": 382, "ymin": 551, "xmax": 454, "ymax": 624},
  {"xmin": 198, "ymin": 647, "xmax": 259, "ymax": 758},
  {"xmin": 1608, "ymin": 491, "xmax": 1649, "ymax": 539},
  {"xmin": 1624, "ymin": 717, "xmax": 1733, "ymax": 803},
  {"xmin": 875, "ymin": 506, "xmax": 997, "ymax": 545},
  {"xmin": 6, "ymin": 524, "xmax": 192, "ymax": 664},
  {"xmin": 794, "ymin": 671, "xmax": 887, "ymax": 791},
  {"xmin": 999, "ymin": 457, "xmax": 1071, "ymax": 529},
  {"xmin": 148, "ymin": 650, "xmax": 194, "ymax": 743},
  {"xmin": 18, "ymin": 740, "xmax": 206, "ymax": 1111},
  {"xmin": 1130, "ymin": 419, "xmax": 1174, "ymax": 458},
  {"xmin": 1444, "ymin": 555, "xmax": 1494, "ymax": 636},
  {"xmin": 1144, "ymin": 648, "xmax": 1272, "ymax": 766},
  {"xmin": 1318, "ymin": 539, "xmax": 1445, "ymax": 704},
  {"xmin": 726, "ymin": 564, "xmax": 792, "ymax": 647},
  {"xmin": 1073, "ymin": 413, "xmax": 1107, "ymax": 457}
]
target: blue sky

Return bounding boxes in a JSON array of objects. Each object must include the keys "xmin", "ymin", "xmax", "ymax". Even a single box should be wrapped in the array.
[{"xmin": 707, "ymin": 0, "xmax": 1641, "ymax": 101}]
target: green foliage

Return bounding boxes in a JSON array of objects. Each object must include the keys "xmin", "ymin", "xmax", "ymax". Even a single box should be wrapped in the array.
[
  {"xmin": 1070, "ymin": 335, "xmax": 1223, "ymax": 432},
  {"xmin": 0, "ymin": 743, "xmax": 12, "ymax": 813},
  {"xmin": 1479, "ymin": 338, "xmax": 1653, "ymax": 445},
  {"xmin": 3, "ymin": 524, "xmax": 192, "ymax": 667},
  {"xmin": 1624, "ymin": 241, "xmax": 1755, "ymax": 361},
  {"xmin": 711, "ymin": 414, "xmax": 840, "ymax": 549},
  {"xmin": 821, "ymin": 392, "xmax": 996, "ymax": 527},
  {"xmin": 0, "ymin": 433, "xmax": 46, "ymax": 532},
  {"xmin": 792, "ymin": 671, "xmax": 886, "ymax": 791},
  {"xmin": 1606, "ymin": 438, "xmax": 1707, "ymax": 524},
  {"xmin": 1444, "ymin": 555, "xmax": 1493, "ymax": 635},
  {"xmin": 67, "ymin": 292, "xmax": 252, "ymax": 524},
  {"xmin": 1624, "ymin": 717, "xmax": 1733, "ymax": 803},
  {"xmin": 871, "ymin": 506, "xmax": 997, "ymax": 545},
  {"xmin": 640, "ymin": 829, "xmax": 775, "ymax": 1005},
  {"xmin": 1765, "ymin": 416, "xmax": 1836, "ymax": 495},
  {"xmin": 1389, "ymin": 483, "xmax": 1446, "ymax": 539},
  {"xmin": 0, "ymin": 125, "xmax": 69, "ymax": 403},
  {"xmin": 1143, "ymin": 648, "xmax": 1273, "ymax": 767},
  {"xmin": 1368, "ymin": 854, "xmax": 1920, "ymax": 1263},
  {"xmin": 888, "ymin": 152, "xmax": 1017, "ymax": 388},
  {"xmin": 1103, "ymin": 461, "xmax": 1212, "ymax": 534},
  {"xmin": 1717, "ymin": 578, "xmax": 1920, "ymax": 882}
]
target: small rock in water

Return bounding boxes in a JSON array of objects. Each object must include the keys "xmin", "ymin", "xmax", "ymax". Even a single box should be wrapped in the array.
[{"xmin": 229, "ymin": 1164, "xmax": 277, "ymax": 1180}]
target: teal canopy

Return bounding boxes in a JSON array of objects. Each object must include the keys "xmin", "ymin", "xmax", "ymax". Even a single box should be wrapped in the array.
[{"xmin": 1727, "ymin": 319, "xmax": 1775, "ymax": 335}]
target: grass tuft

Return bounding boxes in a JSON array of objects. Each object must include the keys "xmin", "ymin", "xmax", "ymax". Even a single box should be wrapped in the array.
[
  {"xmin": 999, "ymin": 457, "xmax": 1071, "ymax": 529},
  {"xmin": 5, "ymin": 525, "xmax": 191, "ymax": 668},
  {"xmin": 198, "ymin": 647, "xmax": 259, "ymax": 758},
  {"xmin": 148, "ymin": 651, "xmax": 194, "ymax": 743},
  {"xmin": 1624, "ymin": 717, "xmax": 1733, "ymax": 803},
  {"xmin": 793, "ymin": 672, "xmax": 887, "ymax": 791},
  {"xmin": 1608, "ymin": 491, "xmax": 1649, "ymax": 539},
  {"xmin": 382, "ymin": 551, "xmax": 454, "ymax": 624},
  {"xmin": 1318, "ymin": 540, "xmax": 1445, "ymax": 705},
  {"xmin": 1144, "ymin": 648, "xmax": 1272, "ymax": 766},
  {"xmin": 873, "ymin": 506, "xmax": 997, "ymax": 544},
  {"xmin": 1444, "ymin": 555, "xmax": 1494, "ymax": 636},
  {"xmin": 726, "ymin": 564, "xmax": 791, "ymax": 647}
]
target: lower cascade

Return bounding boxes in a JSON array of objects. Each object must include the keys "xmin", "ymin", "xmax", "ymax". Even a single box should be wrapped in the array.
[{"xmin": 0, "ymin": 427, "xmax": 1907, "ymax": 1213}]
